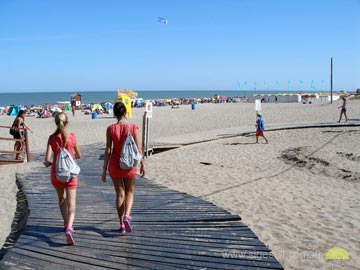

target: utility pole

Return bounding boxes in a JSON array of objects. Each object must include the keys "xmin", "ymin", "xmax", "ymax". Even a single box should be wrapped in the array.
[{"xmin": 330, "ymin": 57, "xmax": 333, "ymax": 104}]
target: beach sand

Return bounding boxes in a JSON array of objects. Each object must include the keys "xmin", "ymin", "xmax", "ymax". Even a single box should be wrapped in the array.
[{"xmin": 0, "ymin": 99, "xmax": 359, "ymax": 269}]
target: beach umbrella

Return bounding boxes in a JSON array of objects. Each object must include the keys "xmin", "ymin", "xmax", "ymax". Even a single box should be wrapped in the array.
[
  {"xmin": 104, "ymin": 102, "xmax": 113, "ymax": 109},
  {"xmin": 117, "ymin": 89, "xmax": 138, "ymax": 99},
  {"xmin": 50, "ymin": 107, "xmax": 62, "ymax": 112}
]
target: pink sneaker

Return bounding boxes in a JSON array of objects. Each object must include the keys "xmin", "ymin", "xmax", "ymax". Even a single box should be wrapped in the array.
[
  {"xmin": 120, "ymin": 224, "xmax": 126, "ymax": 235},
  {"xmin": 64, "ymin": 224, "xmax": 76, "ymax": 233},
  {"xmin": 124, "ymin": 215, "xmax": 132, "ymax": 233},
  {"xmin": 65, "ymin": 227, "xmax": 75, "ymax": 245}
]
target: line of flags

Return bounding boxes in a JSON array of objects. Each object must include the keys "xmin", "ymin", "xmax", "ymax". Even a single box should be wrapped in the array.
[{"xmin": 236, "ymin": 80, "xmax": 327, "ymax": 91}]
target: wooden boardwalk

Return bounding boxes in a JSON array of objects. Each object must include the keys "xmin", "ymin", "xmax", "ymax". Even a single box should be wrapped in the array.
[{"xmin": 0, "ymin": 143, "xmax": 283, "ymax": 270}]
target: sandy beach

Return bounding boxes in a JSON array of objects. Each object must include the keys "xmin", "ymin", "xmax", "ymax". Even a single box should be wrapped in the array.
[{"xmin": 0, "ymin": 99, "xmax": 359, "ymax": 269}]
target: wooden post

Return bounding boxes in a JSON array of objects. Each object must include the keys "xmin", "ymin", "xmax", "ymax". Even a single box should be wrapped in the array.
[
  {"xmin": 142, "ymin": 112, "xmax": 146, "ymax": 157},
  {"xmin": 145, "ymin": 117, "xmax": 149, "ymax": 158},
  {"xmin": 24, "ymin": 129, "xmax": 30, "ymax": 162},
  {"xmin": 141, "ymin": 112, "xmax": 151, "ymax": 158}
]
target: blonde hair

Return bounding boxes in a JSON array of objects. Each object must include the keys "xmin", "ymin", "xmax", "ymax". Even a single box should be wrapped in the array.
[{"xmin": 53, "ymin": 112, "xmax": 69, "ymax": 146}]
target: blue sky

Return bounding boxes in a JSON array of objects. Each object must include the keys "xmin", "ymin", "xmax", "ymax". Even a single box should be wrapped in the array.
[{"xmin": 0, "ymin": 0, "xmax": 359, "ymax": 92}]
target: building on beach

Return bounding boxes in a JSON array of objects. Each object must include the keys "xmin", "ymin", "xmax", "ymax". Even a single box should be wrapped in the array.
[{"xmin": 247, "ymin": 93, "xmax": 343, "ymax": 103}]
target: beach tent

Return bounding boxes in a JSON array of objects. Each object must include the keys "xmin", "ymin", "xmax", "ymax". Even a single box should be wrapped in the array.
[
  {"xmin": 7, "ymin": 105, "xmax": 21, "ymax": 116},
  {"xmin": 92, "ymin": 104, "xmax": 103, "ymax": 112},
  {"xmin": 42, "ymin": 110, "xmax": 52, "ymax": 118},
  {"xmin": 50, "ymin": 106, "xmax": 62, "ymax": 113}
]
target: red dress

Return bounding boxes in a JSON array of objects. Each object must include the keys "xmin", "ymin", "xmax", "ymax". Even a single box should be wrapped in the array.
[
  {"xmin": 107, "ymin": 123, "xmax": 138, "ymax": 179},
  {"xmin": 48, "ymin": 133, "xmax": 78, "ymax": 189}
]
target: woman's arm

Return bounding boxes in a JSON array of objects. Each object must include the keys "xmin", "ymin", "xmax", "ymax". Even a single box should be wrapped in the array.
[
  {"xmin": 44, "ymin": 138, "xmax": 52, "ymax": 167},
  {"xmin": 133, "ymin": 129, "xmax": 145, "ymax": 177},
  {"xmin": 74, "ymin": 142, "xmax": 81, "ymax": 159},
  {"xmin": 102, "ymin": 127, "xmax": 113, "ymax": 182},
  {"xmin": 23, "ymin": 122, "xmax": 33, "ymax": 133}
]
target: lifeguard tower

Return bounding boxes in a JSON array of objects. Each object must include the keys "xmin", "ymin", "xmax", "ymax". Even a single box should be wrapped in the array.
[
  {"xmin": 70, "ymin": 92, "xmax": 82, "ymax": 109},
  {"xmin": 114, "ymin": 89, "xmax": 138, "ymax": 118}
]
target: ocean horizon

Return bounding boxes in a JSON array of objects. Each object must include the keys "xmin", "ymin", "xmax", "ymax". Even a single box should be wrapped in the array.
[{"xmin": 0, "ymin": 90, "xmax": 323, "ymax": 107}]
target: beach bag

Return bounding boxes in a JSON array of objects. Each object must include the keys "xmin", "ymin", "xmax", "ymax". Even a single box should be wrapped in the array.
[
  {"xmin": 9, "ymin": 119, "xmax": 17, "ymax": 136},
  {"xmin": 55, "ymin": 144, "xmax": 80, "ymax": 182},
  {"xmin": 120, "ymin": 125, "xmax": 142, "ymax": 170},
  {"xmin": 9, "ymin": 126, "xmax": 15, "ymax": 136}
]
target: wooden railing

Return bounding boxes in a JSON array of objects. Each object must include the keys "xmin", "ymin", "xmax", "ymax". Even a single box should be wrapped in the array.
[{"xmin": 0, "ymin": 126, "xmax": 30, "ymax": 164}]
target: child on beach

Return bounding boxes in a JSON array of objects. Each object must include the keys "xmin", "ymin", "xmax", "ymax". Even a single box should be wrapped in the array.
[
  {"xmin": 102, "ymin": 102, "xmax": 145, "ymax": 234},
  {"xmin": 44, "ymin": 112, "xmax": 81, "ymax": 245},
  {"xmin": 338, "ymin": 96, "xmax": 348, "ymax": 123},
  {"xmin": 256, "ymin": 112, "xmax": 269, "ymax": 144}
]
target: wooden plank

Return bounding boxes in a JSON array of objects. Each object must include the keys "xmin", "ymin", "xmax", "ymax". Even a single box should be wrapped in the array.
[
  {"xmin": 7, "ymin": 248, "xmax": 125, "ymax": 270},
  {"xmin": 0, "ymin": 137, "xmax": 24, "ymax": 142},
  {"xmin": 0, "ymin": 160, "xmax": 24, "ymax": 165},
  {"xmin": 21, "ymin": 228, "xmax": 260, "ymax": 246},
  {"xmin": 16, "ymin": 236, "xmax": 281, "ymax": 270},
  {"xmin": 0, "ymin": 150, "xmax": 22, "ymax": 154},
  {"xmin": 12, "ymin": 241, "xmax": 180, "ymax": 270}
]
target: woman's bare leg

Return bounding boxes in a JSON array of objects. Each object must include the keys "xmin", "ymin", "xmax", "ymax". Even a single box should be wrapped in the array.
[
  {"xmin": 111, "ymin": 178, "xmax": 126, "ymax": 223},
  {"xmin": 54, "ymin": 186, "xmax": 68, "ymax": 225},
  {"xmin": 65, "ymin": 188, "xmax": 77, "ymax": 228},
  {"xmin": 123, "ymin": 178, "xmax": 135, "ymax": 216}
]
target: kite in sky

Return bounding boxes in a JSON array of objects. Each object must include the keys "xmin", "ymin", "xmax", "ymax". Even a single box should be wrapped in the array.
[{"xmin": 158, "ymin": 17, "xmax": 168, "ymax": 24}]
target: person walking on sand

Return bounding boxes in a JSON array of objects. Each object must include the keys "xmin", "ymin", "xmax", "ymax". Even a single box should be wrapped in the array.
[
  {"xmin": 11, "ymin": 110, "xmax": 32, "ymax": 160},
  {"xmin": 71, "ymin": 101, "xmax": 76, "ymax": 117},
  {"xmin": 338, "ymin": 96, "xmax": 348, "ymax": 123},
  {"xmin": 44, "ymin": 112, "xmax": 81, "ymax": 245},
  {"xmin": 102, "ymin": 102, "xmax": 145, "ymax": 235},
  {"xmin": 256, "ymin": 112, "xmax": 269, "ymax": 144}
]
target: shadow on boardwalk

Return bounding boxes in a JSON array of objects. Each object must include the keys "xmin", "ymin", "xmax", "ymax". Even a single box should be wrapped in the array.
[{"xmin": 0, "ymin": 143, "xmax": 283, "ymax": 270}]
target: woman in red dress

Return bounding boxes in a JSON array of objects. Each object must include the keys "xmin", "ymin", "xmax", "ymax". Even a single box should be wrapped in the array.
[
  {"xmin": 102, "ymin": 102, "xmax": 145, "ymax": 234},
  {"xmin": 44, "ymin": 112, "xmax": 81, "ymax": 245}
]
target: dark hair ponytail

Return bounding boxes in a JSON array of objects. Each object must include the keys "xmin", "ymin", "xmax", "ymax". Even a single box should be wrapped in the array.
[
  {"xmin": 17, "ymin": 110, "xmax": 25, "ymax": 117},
  {"xmin": 113, "ymin": 102, "xmax": 127, "ymax": 119}
]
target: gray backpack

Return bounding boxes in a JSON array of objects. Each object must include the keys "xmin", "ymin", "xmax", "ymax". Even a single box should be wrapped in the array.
[
  {"xmin": 55, "ymin": 143, "xmax": 80, "ymax": 182},
  {"xmin": 120, "ymin": 125, "xmax": 142, "ymax": 170}
]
